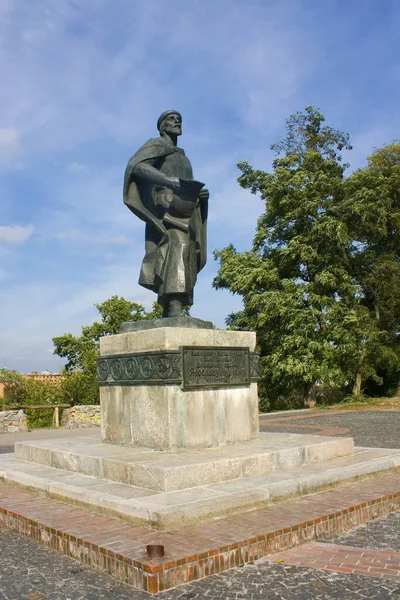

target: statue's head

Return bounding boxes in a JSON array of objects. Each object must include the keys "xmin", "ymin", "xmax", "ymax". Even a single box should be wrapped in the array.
[{"xmin": 157, "ymin": 110, "xmax": 182, "ymax": 137}]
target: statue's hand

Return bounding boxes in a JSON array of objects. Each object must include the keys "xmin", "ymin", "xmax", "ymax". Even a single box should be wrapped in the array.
[
  {"xmin": 199, "ymin": 188, "xmax": 209, "ymax": 201},
  {"xmin": 164, "ymin": 177, "xmax": 181, "ymax": 192}
]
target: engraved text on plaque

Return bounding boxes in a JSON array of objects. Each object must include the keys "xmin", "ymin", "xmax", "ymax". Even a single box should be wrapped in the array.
[{"xmin": 182, "ymin": 346, "xmax": 250, "ymax": 389}]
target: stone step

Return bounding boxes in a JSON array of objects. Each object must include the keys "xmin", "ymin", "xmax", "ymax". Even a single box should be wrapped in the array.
[
  {"xmin": 14, "ymin": 432, "xmax": 355, "ymax": 491},
  {"xmin": 1, "ymin": 445, "xmax": 400, "ymax": 530}
]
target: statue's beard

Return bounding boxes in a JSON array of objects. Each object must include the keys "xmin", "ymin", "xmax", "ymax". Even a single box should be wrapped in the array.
[{"xmin": 164, "ymin": 127, "xmax": 181, "ymax": 136}]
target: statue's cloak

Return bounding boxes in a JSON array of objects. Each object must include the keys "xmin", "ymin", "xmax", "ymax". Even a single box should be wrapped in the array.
[{"xmin": 123, "ymin": 138, "xmax": 207, "ymax": 294}]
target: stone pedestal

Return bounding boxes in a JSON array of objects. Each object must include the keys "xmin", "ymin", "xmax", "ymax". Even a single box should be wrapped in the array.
[
  {"xmin": 2, "ymin": 326, "xmax": 398, "ymax": 534},
  {"xmin": 98, "ymin": 327, "xmax": 260, "ymax": 451}
]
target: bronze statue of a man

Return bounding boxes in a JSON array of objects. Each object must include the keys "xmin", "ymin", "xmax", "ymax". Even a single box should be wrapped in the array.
[{"xmin": 123, "ymin": 111, "xmax": 209, "ymax": 318}]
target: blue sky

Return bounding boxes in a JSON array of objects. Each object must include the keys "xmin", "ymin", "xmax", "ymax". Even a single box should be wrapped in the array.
[{"xmin": 1, "ymin": 0, "xmax": 399, "ymax": 373}]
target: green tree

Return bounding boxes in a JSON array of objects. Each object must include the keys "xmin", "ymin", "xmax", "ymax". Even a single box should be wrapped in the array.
[
  {"xmin": 342, "ymin": 143, "xmax": 400, "ymax": 395},
  {"xmin": 1, "ymin": 368, "xmax": 22, "ymax": 404},
  {"xmin": 214, "ymin": 106, "xmax": 368, "ymax": 409},
  {"xmin": 0, "ymin": 369, "xmax": 65, "ymax": 428},
  {"xmin": 53, "ymin": 296, "xmax": 162, "ymax": 404}
]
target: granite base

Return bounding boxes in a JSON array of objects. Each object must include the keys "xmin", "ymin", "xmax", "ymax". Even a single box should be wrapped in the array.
[
  {"xmin": 2, "ymin": 431, "xmax": 399, "ymax": 530},
  {"xmin": 99, "ymin": 328, "xmax": 259, "ymax": 450}
]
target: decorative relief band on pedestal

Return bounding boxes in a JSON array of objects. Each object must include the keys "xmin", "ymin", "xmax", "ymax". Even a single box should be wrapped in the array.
[
  {"xmin": 97, "ymin": 351, "xmax": 182, "ymax": 386},
  {"xmin": 98, "ymin": 348, "xmax": 261, "ymax": 388}
]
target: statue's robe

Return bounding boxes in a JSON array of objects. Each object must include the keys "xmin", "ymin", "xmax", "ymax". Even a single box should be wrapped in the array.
[{"xmin": 123, "ymin": 137, "xmax": 207, "ymax": 305}]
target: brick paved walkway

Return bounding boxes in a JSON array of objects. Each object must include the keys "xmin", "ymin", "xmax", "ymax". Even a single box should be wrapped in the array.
[
  {"xmin": 0, "ymin": 471, "xmax": 399, "ymax": 594},
  {"xmin": 1, "ymin": 516, "xmax": 399, "ymax": 599},
  {"xmin": 267, "ymin": 542, "xmax": 400, "ymax": 581}
]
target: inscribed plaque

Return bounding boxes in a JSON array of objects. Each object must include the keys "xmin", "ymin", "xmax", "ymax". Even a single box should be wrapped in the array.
[{"xmin": 182, "ymin": 346, "xmax": 250, "ymax": 389}]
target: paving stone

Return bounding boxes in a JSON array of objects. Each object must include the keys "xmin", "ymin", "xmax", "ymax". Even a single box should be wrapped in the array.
[
  {"xmin": 328, "ymin": 511, "xmax": 400, "ymax": 551},
  {"xmin": 1, "ymin": 524, "xmax": 399, "ymax": 599},
  {"xmin": 260, "ymin": 409, "xmax": 400, "ymax": 449}
]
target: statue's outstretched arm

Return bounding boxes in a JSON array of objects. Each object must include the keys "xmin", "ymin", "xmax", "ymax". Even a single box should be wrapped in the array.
[{"xmin": 133, "ymin": 161, "xmax": 180, "ymax": 192}]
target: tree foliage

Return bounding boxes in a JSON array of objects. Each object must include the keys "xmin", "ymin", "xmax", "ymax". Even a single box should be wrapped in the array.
[
  {"xmin": 342, "ymin": 143, "xmax": 400, "ymax": 395},
  {"xmin": 0, "ymin": 368, "xmax": 65, "ymax": 428},
  {"xmin": 214, "ymin": 107, "xmax": 400, "ymax": 409}
]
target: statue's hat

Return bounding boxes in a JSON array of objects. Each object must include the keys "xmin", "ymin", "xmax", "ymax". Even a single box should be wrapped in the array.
[{"xmin": 157, "ymin": 110, "xmax": 182, "ymax": 132}]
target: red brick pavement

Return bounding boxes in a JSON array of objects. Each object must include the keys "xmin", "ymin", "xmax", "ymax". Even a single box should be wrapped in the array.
[
  {"xmin": 259, "ymin": 410, "xmax": 352, "ymax": 436},
  {"xmin": 0, "ymin": 472, "xmax": 400, "ymax": 593},
  {"xmin": 267, "ymin": 542, "xmax": 400, "ymax": 581}
]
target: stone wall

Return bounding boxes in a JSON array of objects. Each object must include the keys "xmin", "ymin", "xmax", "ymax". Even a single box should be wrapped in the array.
[
  {"xmin": 0, "ymin": 410, "xmax": 28, "ymax": 433},
  {"xmin": 61, "ymin": 405, "xmax": 101, "ymax": 429}
]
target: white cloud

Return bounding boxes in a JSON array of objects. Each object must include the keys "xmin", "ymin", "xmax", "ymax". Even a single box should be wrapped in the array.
[
  {"xmin": 0, "ymin": 127, "xmax": 21, "ymax": 164},
  {"xmin": 0, "ymin": 0, "xmax": 316, "ymax": 162},
  {"xmin": 54, "ymin": 229, "xmax": 133, "ymax": 246},
  {"xmin": 67, "ymin": 162, "xmax": 90, "ymax": 173},
  {"xmin": 0, "ymin": 267, "xmax": 10, "ymax": 282},
  {"xmin": 0, "ymin": 224, "xmax": 34, "ymax": 243},
  {"xmin": 54, "ymin": 228, "xmax": 80, "ymax": 240}
]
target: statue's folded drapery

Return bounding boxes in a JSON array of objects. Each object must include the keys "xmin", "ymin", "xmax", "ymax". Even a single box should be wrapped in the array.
[{"xmin": 123, "ymin": 137, "xmax": 208, "ymax": 305}]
